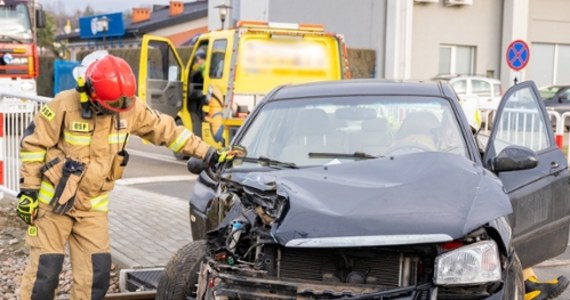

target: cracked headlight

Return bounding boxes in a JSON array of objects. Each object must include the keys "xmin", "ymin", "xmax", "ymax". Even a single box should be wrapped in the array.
[{"xmin": 434, "ymin": 240, "xmax": 501, "ymax": 285}]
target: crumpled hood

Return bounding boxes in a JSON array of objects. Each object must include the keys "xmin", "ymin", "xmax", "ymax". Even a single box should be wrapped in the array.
[{"xmin": 229, "ymin": 153, "xmax": 512, "ymax": 247}]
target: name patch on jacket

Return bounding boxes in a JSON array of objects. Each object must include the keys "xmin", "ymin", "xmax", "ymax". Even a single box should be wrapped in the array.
[
  {"xmin": 40, "ymin": 106, "xmax": 55, "ymax": 121},
  {"xmin": 72, "ymin": 122, "xmax": 90, "ymax": 132}
]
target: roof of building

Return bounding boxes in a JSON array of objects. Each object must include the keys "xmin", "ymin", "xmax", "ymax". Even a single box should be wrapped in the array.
[{"xmin": 56, "ymin": 1, "xmax": 208, "ymax": 43}]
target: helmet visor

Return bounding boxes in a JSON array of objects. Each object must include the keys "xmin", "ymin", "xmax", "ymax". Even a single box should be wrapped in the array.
[{"xmin": 99, "ymin": 96, "xmax": 136, "ymax": 113}]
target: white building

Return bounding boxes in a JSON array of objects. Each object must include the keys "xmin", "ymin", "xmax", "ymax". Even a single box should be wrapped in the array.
[{"xmin": 208, "ymin": 0, "xmax": 570, "ymax": 89}]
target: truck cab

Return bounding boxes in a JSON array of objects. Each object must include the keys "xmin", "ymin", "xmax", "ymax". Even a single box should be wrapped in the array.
[{"xmin": 138, "ymin": 20, "xmax": 350, "ymax": 155}]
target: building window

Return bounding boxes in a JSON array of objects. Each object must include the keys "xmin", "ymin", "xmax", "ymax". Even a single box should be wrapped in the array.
[
  {"xmin": 528, "ymin": 43, "xmax": 570, "ymax": 87},
  {"xmin": 438, "ymin": 45, "xmax": 475, "ymax": 75}
]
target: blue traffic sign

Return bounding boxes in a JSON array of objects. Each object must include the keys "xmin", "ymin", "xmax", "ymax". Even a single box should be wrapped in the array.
[{"xmin": 506, "ymin": 40, "xmax": 530, "ymax": 71}]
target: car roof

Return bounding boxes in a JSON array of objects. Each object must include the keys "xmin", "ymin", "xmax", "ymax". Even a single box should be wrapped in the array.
[{"xmin": 269, "ymin": 79, "xmax": 453, "ymax": 101}]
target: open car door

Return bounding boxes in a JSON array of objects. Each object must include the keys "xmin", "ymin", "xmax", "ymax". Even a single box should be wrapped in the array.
[
  {"xmin": 483, "ymin": 80, "xmax": 570, "ymax": 268},
  {"xmin": 138, "ymin": 35, "xmax": 185, "ymax": 118}
]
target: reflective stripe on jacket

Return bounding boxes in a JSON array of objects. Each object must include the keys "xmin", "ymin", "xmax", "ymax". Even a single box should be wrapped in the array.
[{"xmin": 20, "ymin": 89, "xmax": 210, "ymax": 212}]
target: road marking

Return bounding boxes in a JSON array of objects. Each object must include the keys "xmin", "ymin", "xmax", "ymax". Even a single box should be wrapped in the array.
[
  {"xmin": 127, "ymin": 149, "xmax": 186, "ymax": 166},
  {"xmin": 535, "ymin": 259, "xmax": 570, "ymax": 268},
  {"xmin": 116, "ymin": 174, "xmax": 198, "ymax": 186}
]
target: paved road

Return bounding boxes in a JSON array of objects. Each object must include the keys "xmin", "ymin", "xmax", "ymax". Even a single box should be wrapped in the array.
[{"xmin": 534, "ymin": 247, "xmax": 570, "ymax": 299}]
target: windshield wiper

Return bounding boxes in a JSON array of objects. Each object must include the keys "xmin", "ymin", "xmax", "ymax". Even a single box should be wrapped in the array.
[
  {"xmin": 240, "ymin": 156, "xmax": 298, "ymax": 169},
  {"xmin": 308, "ymin": 151, "xmax": 380, "ymax": 159},
  {"xmin": 0, "ymin": 34, "xmax": 23, "ymax": 44}
]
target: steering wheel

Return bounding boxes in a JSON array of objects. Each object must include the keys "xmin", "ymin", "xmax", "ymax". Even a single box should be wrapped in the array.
[{"xmin": 385, "ymin": 142, "xmax": 432, "ymax": 156}]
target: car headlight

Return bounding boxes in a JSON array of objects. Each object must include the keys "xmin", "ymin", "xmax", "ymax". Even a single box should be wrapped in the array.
[{"xmin": 434, "ymin": 240, "xmax": 501, "ymax": 285}]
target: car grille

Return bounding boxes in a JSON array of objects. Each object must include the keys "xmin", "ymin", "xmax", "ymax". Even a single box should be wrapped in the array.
[{"xmin": 277, "ymin": 247, "xmax": 403, "ymax": 287}]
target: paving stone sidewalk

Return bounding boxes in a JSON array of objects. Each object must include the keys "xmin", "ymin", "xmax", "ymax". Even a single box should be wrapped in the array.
[{"xmin": 108, "ymin": 184, "xmax": 192, "ymax": 269}]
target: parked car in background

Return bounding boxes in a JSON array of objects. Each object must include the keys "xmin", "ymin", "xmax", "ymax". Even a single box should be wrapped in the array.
[
  {"xmin": 433, "ymin": 74, "xmax": 503, "ymax": 128},
  {"xmin": 156, "ymin": 79, "xmax": 570, "ymax": 300},
  {"xmin": 539, "ymin": 84, "xmax": 570, "ymax": 130},
  {"xmin": 432, "ymin": 74, "xmax": 503, "ymax": 111}
]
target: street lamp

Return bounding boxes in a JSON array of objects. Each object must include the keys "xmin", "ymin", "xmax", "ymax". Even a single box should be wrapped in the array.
[{"xmin": 215, "ymin": 4, "xmax": 232, "ymax": 30}]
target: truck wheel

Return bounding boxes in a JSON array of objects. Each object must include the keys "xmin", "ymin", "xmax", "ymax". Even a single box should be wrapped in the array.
[
  {"xmin": 156, "ymin": 240, "xmax": 208, "ymax": 300},
  {"xmin": 173, "ymin": 118, "xmax": 190, "ymax": 161}
]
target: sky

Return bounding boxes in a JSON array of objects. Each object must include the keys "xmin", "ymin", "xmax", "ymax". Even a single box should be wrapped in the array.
[{"xmin": 37, "ymin": 0, "xmax": 173, "ymax": 15}]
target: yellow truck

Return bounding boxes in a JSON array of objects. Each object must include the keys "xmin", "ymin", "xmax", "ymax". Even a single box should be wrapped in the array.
[{"xmin": 137, "ymin": 20, "xmax": 350, "ymax": 157}]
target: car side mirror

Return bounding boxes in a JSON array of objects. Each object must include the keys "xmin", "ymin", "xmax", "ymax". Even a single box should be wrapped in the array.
[
  {"xmin": 489, "ymin": 145, "xmax": 538, "ymax": 173},
  {"xmin": 187, "ymin": 157, "xmax": 206, "ymax": 174}
]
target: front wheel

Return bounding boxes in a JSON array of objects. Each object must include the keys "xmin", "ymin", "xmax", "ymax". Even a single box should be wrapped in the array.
[{"xmin": 156, "ymin": 240, "xmax": 208, "ymax": 300}]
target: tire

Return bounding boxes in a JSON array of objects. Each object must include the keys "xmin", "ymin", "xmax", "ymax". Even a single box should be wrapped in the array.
[
  {"xmin": 156, "ymin": 240, "xmax": 208, "ymax": 300},
  {"xmin": 173, "ymin": 118, "xmax": 191, "ymax": 161}
]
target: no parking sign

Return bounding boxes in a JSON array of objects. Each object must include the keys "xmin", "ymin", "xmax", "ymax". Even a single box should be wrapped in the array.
[{"xmin": 506, "ymin": 39, "xmax": 530, "ymax": 71}]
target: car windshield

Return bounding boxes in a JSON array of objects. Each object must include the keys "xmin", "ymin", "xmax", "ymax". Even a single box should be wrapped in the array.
[
  {"xmin": 539, "ymin": 86, "xmax": 563, "ymax": 100},
  {"xmin": 236, "ymin": 95, "xmax": 468, "ymax": 168}
]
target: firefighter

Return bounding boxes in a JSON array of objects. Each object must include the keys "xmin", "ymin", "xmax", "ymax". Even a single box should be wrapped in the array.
[
  {"xmin": 205, "ymin": 85, "xmax": 225, "ymax": 143},
  {"xmin": 16, "ymin": 54, "xmax": 227, "ymax": 299}
]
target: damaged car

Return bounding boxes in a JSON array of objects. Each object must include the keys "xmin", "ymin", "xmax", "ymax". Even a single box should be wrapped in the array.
[{"xmin": 156, "ymin": 80, "xmax": 570, "ymax": 299}]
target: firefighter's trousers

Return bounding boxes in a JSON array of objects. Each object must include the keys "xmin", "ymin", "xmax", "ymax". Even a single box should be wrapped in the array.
[{"xmin": 20, "ymin": 203, "xmax": 112, "ymax": 300}]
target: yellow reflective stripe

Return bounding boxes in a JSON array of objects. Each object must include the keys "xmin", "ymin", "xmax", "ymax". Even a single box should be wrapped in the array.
[
  {"xmin": 108, "ymin": 133, "xmax": 128, "ymax": 144},
  {"xmin": 38, "ymin": 181, "xmax": 55, "ymax": 204},
  {"xmin": 20, "ymin": 151, "xmax": 46, "ymax": 162},
  {"xmin": 168, "ymin": 129, "xmax": 192, "ymax": 152},
  {"xmin": 64, "ymin": 132, "xmax": 91, "ymax": 146},
  {"xmin": 38, "ymin": 180, "xmax": 109, "ymax": 212},
  {"xmin": 90, "ymin": 194, "xmax": 109, "ymax": 212}
]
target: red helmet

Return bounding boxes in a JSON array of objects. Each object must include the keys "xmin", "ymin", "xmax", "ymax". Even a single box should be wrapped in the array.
[{"xmin": 85, "ymin": 55, "xmax": 136, "ymax": 113}]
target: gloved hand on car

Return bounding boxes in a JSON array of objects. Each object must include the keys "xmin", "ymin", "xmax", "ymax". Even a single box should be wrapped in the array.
[
  {"xmin": 204, "ymin": 145, "xmax": 247, "ymax": 166},
  {"xmin": 16, "ymin": 189, "xmax": 39, "ymax": 225}
]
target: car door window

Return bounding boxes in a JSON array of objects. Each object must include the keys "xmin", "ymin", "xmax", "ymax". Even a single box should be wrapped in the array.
[
  {"xmin": 493, "ymin": 83, "xmax": 502, "ymax": 97},
  {"xmin": 490, "ymin": 85, "xmax": 551, "ymax": 154},
  {"xmin": 472, "ymin": 79, "xmax": 491, "ymax": 97},
  {"xmin": 209, "ymin": 39, "xmax": 227, "ymax": 79},
  {"xmin": 451, "ymin": 79, "xmax": 467, "ymax": 94}
]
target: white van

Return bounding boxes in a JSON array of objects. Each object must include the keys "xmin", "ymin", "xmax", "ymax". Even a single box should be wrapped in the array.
[{"xmin": 432, "ymin": 74, "xmax": 503, "ymax": 111}]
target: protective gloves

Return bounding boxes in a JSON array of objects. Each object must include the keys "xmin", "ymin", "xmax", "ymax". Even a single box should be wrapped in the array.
[
  {"xmin": 204, "ymin": 145, "xmax": 246, "ymax": 166},
  {"xmin": 16, "ymin": 189, "xmax": 39, "ymax": 225}
]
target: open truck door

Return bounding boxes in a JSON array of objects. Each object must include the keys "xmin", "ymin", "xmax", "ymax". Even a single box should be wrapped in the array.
[{"xmin": 138, "ymin": 35, "xmax": 185, "ymax": 120}]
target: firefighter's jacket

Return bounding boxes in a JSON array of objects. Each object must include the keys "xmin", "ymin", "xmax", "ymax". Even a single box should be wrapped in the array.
[{"xmin": 19, "ymin": 89, "xmax": 210, "ymax": 213}]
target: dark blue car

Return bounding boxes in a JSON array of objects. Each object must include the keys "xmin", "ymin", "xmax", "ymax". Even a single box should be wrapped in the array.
[{"xmin": 157, "ymin": 80, "xmax": 570, "ymax": 300}]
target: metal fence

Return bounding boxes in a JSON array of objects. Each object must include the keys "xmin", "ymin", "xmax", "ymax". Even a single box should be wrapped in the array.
[{"xmin": 0, "ymin": 92, "xmax": 50, "ymax": 196}]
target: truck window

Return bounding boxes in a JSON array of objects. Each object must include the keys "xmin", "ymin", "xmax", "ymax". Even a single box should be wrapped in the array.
[
  {"xmin": 209, "ymin": 39, "xmax": 227, "ymax": 79},
  {"xmin": 147, "ymin": 41, "xmax": 180, "ymax": 81},
  {"xmin": 234, "ymin": 35, "xmax": 341, "ymax": 93}
]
